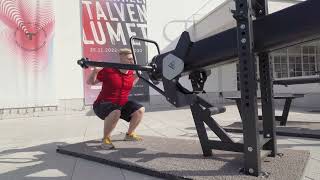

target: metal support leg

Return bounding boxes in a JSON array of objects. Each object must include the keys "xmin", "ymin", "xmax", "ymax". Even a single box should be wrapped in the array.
[
  {"xmin": 190, "ymin": 104, "xmax": 212, "ymax": 156},
  {"xmin": 281, "ymin": 98, "xmax": 292, "ymax": 126},
  {"xmin": 190, "ymin": 100, "xmax": 243, "ymax": 155},
  {"xmin": 259, "ymin": 52, "xmax": 277, "ymax": 156},
  {"xmin": 259, "ymin": 115, "xmax": 282, "ymax": 122},
  {"xmin": 233, "ymin": 0, "xmax": 261, "ymax": 176},
  {"xmin": 236, "ymin": 99, "xmax": 243, "ymax": 120}
]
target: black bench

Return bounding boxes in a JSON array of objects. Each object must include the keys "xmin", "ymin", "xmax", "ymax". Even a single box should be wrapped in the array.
[{"xmin": 225, "ymin": 94, "xmax": 304, "ymax": 126}]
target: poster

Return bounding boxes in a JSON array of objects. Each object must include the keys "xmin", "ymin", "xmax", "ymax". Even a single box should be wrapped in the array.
[
  {"xmin": 81, "ymin": 0, "xmax": 149, "ymax": 104},
  {"xmin": 0, "ymin": 0, "xmax": 55, "ymax": 108}
]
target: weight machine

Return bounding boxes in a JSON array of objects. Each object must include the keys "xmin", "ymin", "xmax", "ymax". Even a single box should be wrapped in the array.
[{"xmin": 78, "ymin": 0, "xmax": 320, "ymax": 176}]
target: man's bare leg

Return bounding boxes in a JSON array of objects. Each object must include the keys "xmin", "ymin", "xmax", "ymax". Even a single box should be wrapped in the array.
[
  {"xmin": 127, "ymin": 107, "xmax": 145, "ymax": 135},
  {"xmin": 103, "ymin": 110, "xmax": 121, "ymax": 139}
]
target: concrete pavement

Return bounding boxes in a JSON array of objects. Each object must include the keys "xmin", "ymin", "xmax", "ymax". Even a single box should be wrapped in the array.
[{"xmin": 0, "ymin": 105, "xmax": 319, "ymax": 180}]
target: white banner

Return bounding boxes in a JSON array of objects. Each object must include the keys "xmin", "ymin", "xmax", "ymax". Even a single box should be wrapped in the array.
[{"xmin": 0, "ymin": 0, "xmax": 56, "ymax": 108}]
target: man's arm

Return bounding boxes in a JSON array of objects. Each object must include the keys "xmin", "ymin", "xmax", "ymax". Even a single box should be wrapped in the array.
[
  {"xmin": 132, "ymin": 71, "xmax": 140, "ymax": 86},
  {"xmin": 87, "ymin": 67, "xmax": 101, "ymax": 85},
  {"xmin": 133, "ymin": 77, "xmax": 139, "ymax": 86}
]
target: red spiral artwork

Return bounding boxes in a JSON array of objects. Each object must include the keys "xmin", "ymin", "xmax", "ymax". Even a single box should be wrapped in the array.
[
  {"xmin": 0, "ymin": 0, "xmax": 55, "ymax": 108},
  {"xmin": 0, "ymin": 0, "xmax": 54, "ymax": 71}
]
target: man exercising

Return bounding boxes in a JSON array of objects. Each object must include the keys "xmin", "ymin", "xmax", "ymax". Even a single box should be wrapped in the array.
[{"xmin": 87, "ymin": 48, "xmax": 145, "ymax": 149}]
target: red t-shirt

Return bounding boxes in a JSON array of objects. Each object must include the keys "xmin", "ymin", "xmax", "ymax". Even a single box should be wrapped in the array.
[{"xmin": 94, "ymin": 68, "xmax": 135, "ymax": 106}]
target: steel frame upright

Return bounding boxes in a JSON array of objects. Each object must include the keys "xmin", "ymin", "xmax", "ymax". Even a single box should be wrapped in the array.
[{"xmin": 233, "ymin": 0, "xmax": 275, "ymax": 176}]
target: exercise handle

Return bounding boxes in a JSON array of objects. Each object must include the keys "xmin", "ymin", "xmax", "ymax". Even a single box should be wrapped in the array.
[
  {"xmin": 77, "ymin": 57, "xmax": 154, "ymax": 72},
  {"xmin": 77, "ymin": 58, "xmax": 89, "ymax": 68}
]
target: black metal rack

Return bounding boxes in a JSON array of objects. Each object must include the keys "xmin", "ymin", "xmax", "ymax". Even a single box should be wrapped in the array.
[{"xmin": 76, "ymin": 0, "xmax": 320, "ymax": 177}]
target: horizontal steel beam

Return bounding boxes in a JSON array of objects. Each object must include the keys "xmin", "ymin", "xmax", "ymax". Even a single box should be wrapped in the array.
[
  {"xmin": 177, "ymin": 0, "xmax": 320, "ymax": 71},
  {"xmin": 274, "ymin": 75, "xmax": 320, "ymax": 85}
]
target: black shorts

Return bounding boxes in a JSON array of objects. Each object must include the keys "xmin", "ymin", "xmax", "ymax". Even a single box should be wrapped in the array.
[{"xmin": 93, "ymin": 100, "xmax": 144, "ymax": 122}]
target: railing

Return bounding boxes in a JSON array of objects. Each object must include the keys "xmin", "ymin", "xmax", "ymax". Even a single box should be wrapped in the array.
[{"xmin": 162, "ymin": 0, "xmax": 228, "ymax": 43}]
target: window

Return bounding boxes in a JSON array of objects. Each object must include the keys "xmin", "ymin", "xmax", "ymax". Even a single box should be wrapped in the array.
[
  {"xmin": 236, "ymin": 40, "xmax": 320, "ymax": 91},
  {"xmin": 288, "ymin": 55, "xmax": 302, "ymax": 77},
  {"xmin": 288, "ymin": 45, "xmax": 302, "ymax": 77},
  {"xmin": 272, "ymin": 42, "xmax": 319, "ymax": 79},
  {"xmin": 272, "ymin": 49, "xmax": 288, "ymax": 78},
  {"xmin": 301, "ymin": 45, "xmax": 317, "ymax": 76}
]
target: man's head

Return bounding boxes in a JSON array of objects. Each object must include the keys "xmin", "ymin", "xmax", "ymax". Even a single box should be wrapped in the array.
[{"xmin": 119, "ymin": 48, "xmax": 134, "ymax": 64}]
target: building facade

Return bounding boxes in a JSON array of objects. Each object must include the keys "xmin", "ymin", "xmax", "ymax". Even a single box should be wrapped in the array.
[
  {"xmin": 186, "ymin": 0, "xmax": 320, "ymax": 108},
  {"xmin": 1, "ymin": 0, "xmax": 318, "ymax": 112}
]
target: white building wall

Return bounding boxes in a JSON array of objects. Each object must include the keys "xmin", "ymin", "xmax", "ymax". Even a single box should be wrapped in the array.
[
  {"xmin": 50, "ymin": 0, "xmax": 320, "ymax": 109},
  {"xmin": 267, "ymin": 0, "xmax": 320, "ymax": 108},
  {"xmin": 158, "ymin": 0, "xmax": 306, "ymax": 97},
  {"xmin": 194, "ymin": 0, "xmax": 320, "ymax": 108},
  {"xmin": 146, "ymin": 0, "xmax": 226, "ymax": 96},
  {"xmin": 3, "ymin": 0, "xmax": 318, "ymax": 109},
  {"xmin": 170, "ymin": 0, "xmax": 304, "ymax": 96},
  {"xmin": 52, "ymin": 0, "xmax": 227, "ymax": 108},
  {"xmin": 53, "ymin": 0, "xmax": 223, "ymax": 106},
  {"xmin": 54, "ymin": 0, "xmax": 83, "ymax": 100}
]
